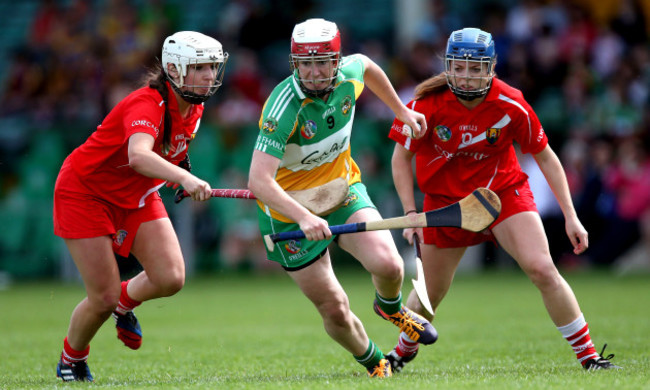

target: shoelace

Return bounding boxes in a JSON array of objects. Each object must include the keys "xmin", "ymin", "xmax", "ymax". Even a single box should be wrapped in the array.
[
  {"xmin": 369, "ymin": 361, "xmax": 389, "ymax": 377},
  {"xmin": 124, "ymin": 312, "xmax": 138, "ymax": 326},
  {"xmin": 391, "ymin": 309, "xmax": 425, "ymax": 332},
  {"xmin": 70, "ymin": 361, "xmax": 91, "ymax": 380},
  {"xmin": 114, "ymin": 311, "xmax": 138, "ymax": 328},
  {"xmin": 598, "ymin": 343, "xmax": 615, "ymax": 362},
  {"xmin": 73, "ymin": 362, "xmax": 87, "ymax": 374}
]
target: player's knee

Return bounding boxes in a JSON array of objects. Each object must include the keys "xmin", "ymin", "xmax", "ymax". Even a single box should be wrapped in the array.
[
  {"xmin": 154, "ymin": 271, "xmax": 185, "ymax": 297},
  {"xmin": 319, "ymin": 299, "xmax": 350, "ymax": 326},
  {"xmin": 525, "ymin": 259, "xmax": 561, "ymax": 289},
  {"xmin": 375, "ymin": 254, "xmax": 403, "ymax": 282},
  {"xmin": 91, "ymin": 288, "xmax": 121, "ymax": 315},
  {"xmin": 164, "ymin": 273, "xmax": 185, "ymax": 296}
]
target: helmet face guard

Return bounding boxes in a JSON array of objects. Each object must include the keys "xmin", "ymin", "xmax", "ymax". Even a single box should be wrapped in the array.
[
  {"xmin": 162, "ymin": 31, "xmax": 229, "ymax": 104},
  {"xmin": 290, "ymin": 52, "xmax": 340, "ymax": 97},
  {"xmin": 290, "ymin": 18, "xmax": 341, "ymax": 97},
  {"xmin": 445, "ymin": 28, "xmax": 496, "ymax": 101}
]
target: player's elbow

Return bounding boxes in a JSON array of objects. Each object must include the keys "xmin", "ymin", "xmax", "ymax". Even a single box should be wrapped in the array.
[
  {"xmin": 128, "ymin": 152, "xmax": 148, "ymax": 173},
  {"xmin": 248, "ymin": 175, "xmax": 264, "ymax": 196}
]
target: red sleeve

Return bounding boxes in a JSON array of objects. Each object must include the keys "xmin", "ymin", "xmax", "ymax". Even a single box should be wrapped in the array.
[
  {"xmin": 122, "ymin": 92, "xmax": 165, "ymax": 143},
  {"xmin": 388, "ymin": 99, "xmax": 427, "ymax": 152},
  {"xmin": 514, "ymin": 98, "xmax": 548, "ymax": 155}
]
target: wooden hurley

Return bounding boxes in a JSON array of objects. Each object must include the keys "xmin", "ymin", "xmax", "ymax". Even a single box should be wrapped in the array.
[{"xmin": 264, "ymin": 187, "xmax": 501, "ymax": 251}]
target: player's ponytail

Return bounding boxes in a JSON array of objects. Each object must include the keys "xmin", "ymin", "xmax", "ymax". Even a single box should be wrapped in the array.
[
  {"xmin": 414, "ymin": 73, "xmax": 448, "ymax": 100},
  {"xmin": 144, "ymin": 64, "xmax": 173, "ymax": 154}
]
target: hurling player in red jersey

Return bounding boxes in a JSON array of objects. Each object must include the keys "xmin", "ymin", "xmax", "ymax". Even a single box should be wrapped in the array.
[
  {"xmin": 52, "ymin": 31, "xmax": 228, "ymax": 382},
  {"xmin": 386, "ymin": 28, "xmax": 619, "ymax": 373}
]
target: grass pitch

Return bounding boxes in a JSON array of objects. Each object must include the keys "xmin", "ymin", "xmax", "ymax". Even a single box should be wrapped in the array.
[{"xmin": 1, "ymin": 269, "xmax": 648, "ymax": 389}]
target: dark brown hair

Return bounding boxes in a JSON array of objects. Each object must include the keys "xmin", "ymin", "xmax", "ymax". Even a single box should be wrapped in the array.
[{"xmin": 143, "ymin": 64, "xmax": 172, "ymax": 153}]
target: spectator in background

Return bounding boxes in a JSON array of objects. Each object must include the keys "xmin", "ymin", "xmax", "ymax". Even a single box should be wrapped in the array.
[
  {"xmin": 610, "ymin": 0, "xmax": 647, "ymax": 46},
  {"xmin": 52, "ymin": 32, "xmax": 228, "ymax": 382},
  {"xmin": 571, "ymin": 134, "xmax": 617, "ymax": 260},
  {"xmin": 29, "ymin": 0, "xmax": 61, "ymax": 47},
  {"xmin": 0, "ymin": 0, "xmax": 649, "ymax": 278},
  {"xmin": 578, "ymin": 134, "xmax": 650, "ymax": 268},
  {"xmin": 614, "ymin": 204, "xmax": 650, "ymax": 274}
]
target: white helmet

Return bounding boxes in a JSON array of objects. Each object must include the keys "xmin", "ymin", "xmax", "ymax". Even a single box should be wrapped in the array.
[
  {"xmin": 162, "ymin": 31, "xmax": 229, "ymax": 104},
  {"xmin": 290, "ymin": 18, "xmax": 341, "ymax": 97}
]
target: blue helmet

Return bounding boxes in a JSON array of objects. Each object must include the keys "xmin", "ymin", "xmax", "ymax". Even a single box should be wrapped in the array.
[{"xmin": 445, "ymin": 28, "xmax": 496, "ymax": 101}]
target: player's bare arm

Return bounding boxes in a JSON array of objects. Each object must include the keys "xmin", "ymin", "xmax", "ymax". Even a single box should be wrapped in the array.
[
  {"xmin": 533, "ymin": 144, "xmax": 588, "ymax": 253},
  {"xmin": 391, "ymin": 144, "xmax": 420, "ymax": 244},
  {"xmin": 248, "ymin": 150, "xmax": 332, "ymax": 241},
  {"xmin": 127, "ymin": 132, "xmax": 211, "ymax": 201},
  {"xmin": 359, "ymin": 54, "xmax": 427, "ymax": 138}
]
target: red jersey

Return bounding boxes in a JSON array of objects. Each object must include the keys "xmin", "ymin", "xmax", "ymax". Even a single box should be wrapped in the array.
[
  {"xmin": 389, "ymin": 78, "xmax": 548, "ymax": 198},
  {"xmin": 64, "ymin": 82, "xmax": 204, "ymax": 208}
]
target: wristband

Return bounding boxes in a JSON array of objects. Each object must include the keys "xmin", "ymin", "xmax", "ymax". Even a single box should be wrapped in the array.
[{"xmin": 405, "ymin": 209, "xmax": 417, "ymax": 215}]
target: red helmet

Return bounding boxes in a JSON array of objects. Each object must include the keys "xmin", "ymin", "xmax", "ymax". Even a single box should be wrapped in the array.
[
  {"xmin": 290, "ymin": 18, "xmax": 341, "ymax": 97},
  {"xmin": 291, "ymin": 19, "xmax": 341, "ymax": 55}
]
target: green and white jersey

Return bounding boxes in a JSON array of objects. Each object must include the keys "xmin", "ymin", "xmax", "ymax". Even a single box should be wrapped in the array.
[{"xmin": 255, "ymin": 54, "xmax": 366, "ymax": 222}]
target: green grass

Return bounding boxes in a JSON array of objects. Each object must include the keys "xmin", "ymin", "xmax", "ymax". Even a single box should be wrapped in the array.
[{"xmin": 1, "ymin": 270, "xmax": 648, "ymax": 389}]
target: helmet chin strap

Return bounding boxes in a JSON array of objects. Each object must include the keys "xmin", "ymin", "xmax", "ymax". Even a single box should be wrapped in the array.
[
  {"xmin": 298, "ymin": 80, "xmax": 335, "ymax": 98},
  {"xmin": 451, "ymin": 88, "xmax": 488, "ymax": 101},
  {"xmin": 446, "ymin": 72, "xmax": 493, "ymax": 101},
  {"xmin": 167, "ymin": 75, "xmax": 214, "ymax": 104}
]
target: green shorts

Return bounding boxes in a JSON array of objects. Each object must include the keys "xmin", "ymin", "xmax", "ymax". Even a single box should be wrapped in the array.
[{"xmin": 257, "ymin": 182, "xmax": 376, "ymax": 270}]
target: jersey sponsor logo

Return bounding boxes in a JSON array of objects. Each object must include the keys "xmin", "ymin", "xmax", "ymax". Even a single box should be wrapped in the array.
[
  {"xmin": 434, "ymin": 144, "xmax": 489, "ymax": 161},
  {"xmin": 537, "ymin": 127, "xmax": 545, "ymax": 143},
  {"xmin": 341, "ymin": 95, "xmax": 352, "ymax": 115},
  {"xmin": 301, "ymin": 120, "xmax": 317, "ymax": 139},
  {"xmin": 160, "ymin": 139, "xmax": 188, "ymax": 157},
  {"xmin": 170, "ymin": 140, "xmax": 187, "ymax": 158},
  {"xmin": 461, "ymin": 151, "xmax": 489, "ymax": 160},
  {"xmin": 300, "ymin": 136, "xmax": 349, "ymax": 166},
  {"xmin": 486, "ymin": 127, "xmax": 501, "ymax": 144},
  {"xmin": 262, "ymin": 117, "xmax": 278, "ymax": 134},
  {"xmin": 434, "ymin": 144, "xmax": 455, "ymax": 161},
  {"xmin": 282, "ymin": 121, "xmax": 352, "ymax": 171},
  {"xmin": 435, "ymin": 125, "xmax": 452, "ymax": 142},
  {"xmin": 285, "ymin": 240, "xmax": 302, "ymax": 254},
  {"xmin": 113, "ymin": 229, "xmax": 127, "ymax": 246}
]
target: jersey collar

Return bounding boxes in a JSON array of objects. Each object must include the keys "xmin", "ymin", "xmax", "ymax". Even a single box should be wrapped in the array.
[
  {"xmin": 291, "ymin": 75, "xmax": 307, "ymax": 100},
  {"xmin": 483, "ymin": 78, "xmax": 501, "ymax": 102}
]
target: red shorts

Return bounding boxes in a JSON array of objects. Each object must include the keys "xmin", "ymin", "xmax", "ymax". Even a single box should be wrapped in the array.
[
  {"xmin": 53, "ymin": 162, "xmax": 168, "ymax": 257},
  {"xmin": 422, "ymin": 182, "xmax": 538, "ymax": 248}
]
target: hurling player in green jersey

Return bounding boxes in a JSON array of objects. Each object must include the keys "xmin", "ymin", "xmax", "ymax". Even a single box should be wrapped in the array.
[{"xmin": 248, "ymin": 18, "xmax": 435, "ymax": 377}]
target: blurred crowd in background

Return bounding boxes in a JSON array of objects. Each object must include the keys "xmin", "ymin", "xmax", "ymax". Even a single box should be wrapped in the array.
[{"xmin": 0, "ymin": 0, "xmax": 648, "ymax": 280}]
